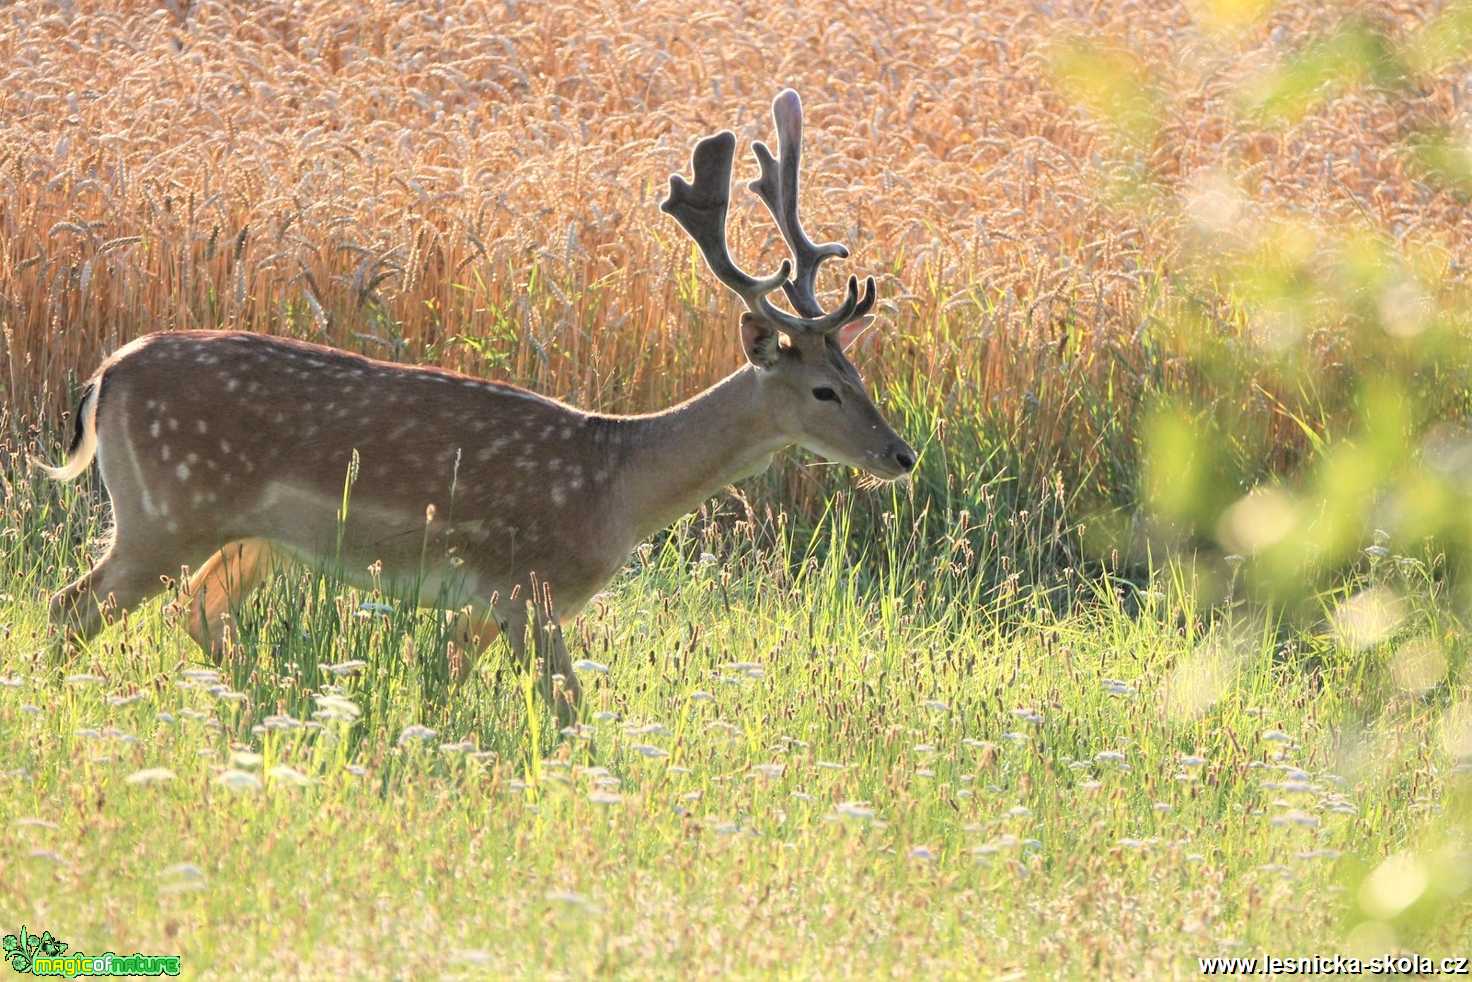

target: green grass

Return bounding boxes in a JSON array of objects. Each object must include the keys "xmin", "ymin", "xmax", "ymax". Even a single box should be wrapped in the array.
[{"xmin": 1, "ymin": 458, "xmax": 1469, "ymax": 978}]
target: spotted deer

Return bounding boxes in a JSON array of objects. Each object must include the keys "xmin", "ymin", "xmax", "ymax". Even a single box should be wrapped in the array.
[{"xmin": 38, "ymin": 90, "xmax": 916, "ymax": 722}]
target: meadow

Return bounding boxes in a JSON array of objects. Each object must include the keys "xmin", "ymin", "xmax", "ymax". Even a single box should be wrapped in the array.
[{"xmin": 2, "ymin": 0, "xmax": 1472, "ymax": 977}]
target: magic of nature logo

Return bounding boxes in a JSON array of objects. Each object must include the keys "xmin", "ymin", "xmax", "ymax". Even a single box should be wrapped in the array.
[{"xmin": 3, "ymin": 927, "xmax": 180, "ymax": 977}]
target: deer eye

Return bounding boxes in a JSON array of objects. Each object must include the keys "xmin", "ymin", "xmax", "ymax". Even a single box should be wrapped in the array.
[{"xmin": 812, "ymin": 386, "xmax": 840, "ymax": 404}]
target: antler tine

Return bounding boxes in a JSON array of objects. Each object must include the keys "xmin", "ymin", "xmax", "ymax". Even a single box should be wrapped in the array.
[
  {"xmin": 748, "ymin": 89, "xmax": 862, "ymax": 328},
  {"xmin": 662, "ymin": 131, "xmax": 789, "ymax": 306},
  {"xmin": 662, "ymin": 129, "xmax": 863, "ymax": 335}
]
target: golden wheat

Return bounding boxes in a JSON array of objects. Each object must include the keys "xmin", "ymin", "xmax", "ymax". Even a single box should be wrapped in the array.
[{"xmin": 0, "ymin": 0, "xmax": 1466, "ymax": 501}]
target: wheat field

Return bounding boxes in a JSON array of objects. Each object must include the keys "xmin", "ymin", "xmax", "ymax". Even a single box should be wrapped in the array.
[
  {"xmin": 2, "ymin": 0, "xmax": 1472, "ymax": 977},
  {"xmin": 2, "ymin": 1, "xmax": 1461, "ymax": 479}
]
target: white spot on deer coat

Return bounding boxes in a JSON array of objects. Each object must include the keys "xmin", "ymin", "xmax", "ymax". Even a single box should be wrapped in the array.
[
  {"xmin": 196, "ymin": 420, "xmax": 208, "ymax": 434},
  {"xmin": 161, "ymin": 445, "xmax": 171, "ymax": 462},
  {"xmin": 176, "ymin": 463, "xmax": 191, "ymax": 482},
  {"xmin": 149, "ymin": 420, "xmax": 161, "ymax": 439}
]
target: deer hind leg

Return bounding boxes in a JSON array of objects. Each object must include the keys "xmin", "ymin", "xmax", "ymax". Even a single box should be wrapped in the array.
[
  {"xmin": 50, "ymin": 527, "xmax": 193, "ymax": 645},
  {"xmin": 181, "ymin": 539, "xmax": 278, "ymax": 661}
]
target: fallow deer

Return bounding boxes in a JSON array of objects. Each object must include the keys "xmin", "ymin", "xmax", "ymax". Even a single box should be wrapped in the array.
[{"xmin": 38, "ymin": 90, "xmax": 916, "ymax": 723}]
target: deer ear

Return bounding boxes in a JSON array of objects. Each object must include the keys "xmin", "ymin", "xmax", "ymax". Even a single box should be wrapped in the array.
[
  {"xmin": 740, "ymin": 313, "xmax": 782, "ymax": 369},
  {"xmin": 836, "ymin": 315, "xmax": 875, "ymax": 352}
]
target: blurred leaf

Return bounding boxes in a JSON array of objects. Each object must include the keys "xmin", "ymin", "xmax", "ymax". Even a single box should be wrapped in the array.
[
  {"xmin": 1187, "ymin": 0, "xmax": 1276, "ymax": 33},
  {"xmin": 1410, "ymin": 129, "xmax": 1472, "ymax": 196},
  {"xmin": 1141, "ymin": 406, "xmax": 1242, "ymax": 531},
  {"xmin": 1048, "ymin": 39, "xmax": 1162, "ymax": 147},
  {"xmin": 1405, "ymin": 1, "xmax": 1472, "ymax": 74},
  {"xmin": 1240, "ymin": 19, "xmax": 1406, "ymax": 122}
]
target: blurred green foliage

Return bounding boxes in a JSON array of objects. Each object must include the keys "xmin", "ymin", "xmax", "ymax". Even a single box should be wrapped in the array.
[{"xmin": 1053, "ymin": 0, "xmax": 1472, "ymax": 950}]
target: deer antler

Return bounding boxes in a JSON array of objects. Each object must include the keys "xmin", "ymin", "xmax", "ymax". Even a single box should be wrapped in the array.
[
  {"xmin": 661, "ymin": 91, "xmax": 873, "ymax": 335},
  {"xmin": 749, "ymin": 89, "xmax": 875, "ymax": 323}
]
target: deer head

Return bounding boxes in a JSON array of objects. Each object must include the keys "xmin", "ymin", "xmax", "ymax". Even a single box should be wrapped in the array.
[{"xmin": 661, "ymin": 90, "xmax": 916, "ymax": 480}]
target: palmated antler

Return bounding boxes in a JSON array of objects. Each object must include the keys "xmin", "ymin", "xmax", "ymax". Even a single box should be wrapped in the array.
[{"xmin": 661, "ymin": 90, "xmax": 875, "ymax": 334}]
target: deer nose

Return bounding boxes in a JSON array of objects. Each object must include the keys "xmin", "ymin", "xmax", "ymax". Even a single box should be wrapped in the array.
[{"xmin": 893, "ymin": 447, "xmax": 916, "ymax": 472}]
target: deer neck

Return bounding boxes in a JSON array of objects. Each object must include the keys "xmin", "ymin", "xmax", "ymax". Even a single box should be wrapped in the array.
[{"xmin": 609, "ymin": 366, "xmax": 787, "ymax": 544}]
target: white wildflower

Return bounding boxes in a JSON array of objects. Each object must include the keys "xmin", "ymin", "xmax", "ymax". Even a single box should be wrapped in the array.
[
  {"xmin": 64, "ymin": 673, "xmax": 105, "ymax": 685},
  {"xmin": 125, "ymin": 767, "xmax": 176, "ymax": 785},
  {"xmin": 398, "ymin": 724, "xmax": 438, "ymax": 746},
  {"xmin": 267, "ymin": 765, "xmax": 312, "ymax": 787},
  {"xmin": 216, "ymin": 769, "xmax": 262, "ymax": 792},
  {"xmin": 323, "ymin": 659, "xmax": 368, "ymax": 677}
]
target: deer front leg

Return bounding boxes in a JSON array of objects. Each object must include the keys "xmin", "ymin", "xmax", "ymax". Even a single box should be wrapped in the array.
[
  {"xmin": 545, "ymin": 620, "xmax": 581, "ymax": 721},
  {"xmin": 445, "ymin": 608, "xmax": 501, "ymax": 683},
  {"xmin": 180, "ymin": 538, "xmax": 277, "ymax": 661},
  {"xmin": 498, "ymin": 601, "xmax": 580, "ymax": 728}
]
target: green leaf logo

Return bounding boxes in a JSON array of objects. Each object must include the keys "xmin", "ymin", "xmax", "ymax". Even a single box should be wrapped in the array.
[{"xmin": 3, "ymin": 926, "xmax": 34, "ymax": 973}]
